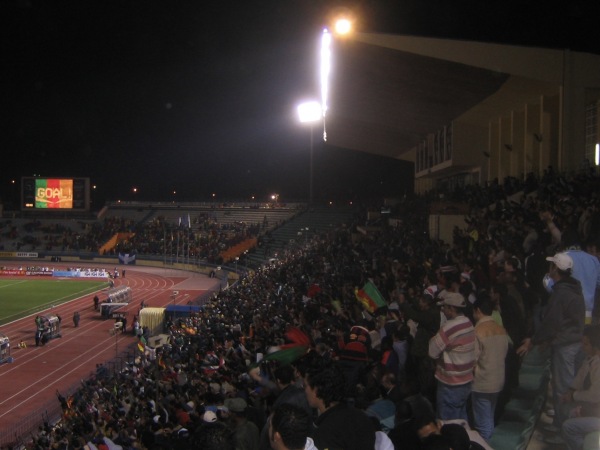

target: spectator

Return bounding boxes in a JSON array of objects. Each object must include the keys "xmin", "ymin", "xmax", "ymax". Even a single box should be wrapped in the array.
[
  {"xmin": 224, "ymin": 397, "xmax": 260, "ymax": 450},
  {"xmin": 400, "ymin": 285, "xmax": 441, "ymax": 402},
  {"xmin": 559, "ymin": 325, "xmax": 600, "ymax": 448},
  {"xmin": 429, "ymin": 292, "xmax": 475, "ymax": 421},
  {"xmin": 471, "ymin": 294, "xmax": 509, "ymax": 441},
  {"xmin": 518, "ymin": 252, "xmax": 586, "ymax": 437},
  {"xmin": 304, "ymin": 359, "xmax": 376, "ymax": 450},
  {"xmin": 268, "ymin": 403, "xmax": 316, "ymax": 450}
]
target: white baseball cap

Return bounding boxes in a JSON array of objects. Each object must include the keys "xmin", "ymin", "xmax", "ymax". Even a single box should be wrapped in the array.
[{"xmin": 546, "ymin": 253, "xmax": 573, "ymax": 271}]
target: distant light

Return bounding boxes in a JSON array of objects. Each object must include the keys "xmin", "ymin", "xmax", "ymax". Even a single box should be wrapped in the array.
[
  {"xmin": 321, "ymin": 29, "xmax": 331, "ymax": 141},
  {"xmin": 297, "ymin": 101, "xmax": 322, "ymax": 123},
  {"xmin": 334, "ymin": 19, "xmax": 352, "ymax": 35},
  {"xmin": 596, "ymin": 143, "xmax": 599, "ymax": 166}
]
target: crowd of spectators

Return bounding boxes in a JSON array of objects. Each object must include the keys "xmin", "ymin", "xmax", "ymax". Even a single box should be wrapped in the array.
[
  {"xmin": 113, "ymin": 215, "xmax": 263, "ymax": 264},
  {"xmin": 8, "ymin": 167, "xmax": 600, "ymax": 450},
  {"xmin": 0, "ymin": 213, "xmax": 268, "ymax": 265}
]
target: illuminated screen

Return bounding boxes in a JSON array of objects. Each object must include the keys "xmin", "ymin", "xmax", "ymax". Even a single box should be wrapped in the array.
[
  {"xmin": 21, "ymin": 177, "xmax": 89, "ymax": 211},
  {"xmin": 35, "ymin": 179, "xmax": 73, "ymax": 208}
]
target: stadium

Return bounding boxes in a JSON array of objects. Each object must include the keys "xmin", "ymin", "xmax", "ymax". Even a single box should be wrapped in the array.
[{"xmin": 2, "ymin": 10, "xmax": 600, "ymax": 450}]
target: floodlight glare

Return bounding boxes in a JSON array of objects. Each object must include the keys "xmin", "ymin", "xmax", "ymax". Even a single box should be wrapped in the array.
[
  {"xmin": 320, "ymin": 28, "xmax": 331, "ymax": 141},
  {"xmin": 297, "ymin": 101, "xmax": 322, "ymax": 123},
  {"xmin": 334, "ymin": 18, "xmax": 352, "ymax": 35}
]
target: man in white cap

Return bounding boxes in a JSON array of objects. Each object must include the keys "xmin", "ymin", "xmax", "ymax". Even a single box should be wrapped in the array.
[
  {"xmin": 429, "ymin": 292, "xmax": 475, "ymax": 421},
  {"xmin": 517, "ymin": 252, "xmax": 585, "ymax": 442}
]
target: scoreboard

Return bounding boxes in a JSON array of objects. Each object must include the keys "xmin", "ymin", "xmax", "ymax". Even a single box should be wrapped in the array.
[{"xmin": 21, "ymin": 177, "xmax": 90, "ymax": 212}]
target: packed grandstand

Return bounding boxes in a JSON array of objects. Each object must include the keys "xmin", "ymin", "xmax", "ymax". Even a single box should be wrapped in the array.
[{"xmin": 0, "ymin": 167, "xmax": 599, "ymax": 450}]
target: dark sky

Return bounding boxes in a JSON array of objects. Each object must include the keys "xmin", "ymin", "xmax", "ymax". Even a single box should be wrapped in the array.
[{"xmin": 2, "ymin": 0, "xmax": 599, "ymax": 208}]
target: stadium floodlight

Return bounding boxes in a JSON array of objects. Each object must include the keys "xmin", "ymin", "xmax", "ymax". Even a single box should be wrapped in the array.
[
  {"xmin": 297, "ymin": 101, "xmax": 322, "ymax": 205},
  {"xmin": 334, "ymin": 18, "xmax": 352, "ymax": 35},
  {"xmin": 297, "ymin": 101, "xmax": 322, "ymax": 123},
  {"xmin": 320, "ymin": 28, "xmax": 331, "ymax": 142}
]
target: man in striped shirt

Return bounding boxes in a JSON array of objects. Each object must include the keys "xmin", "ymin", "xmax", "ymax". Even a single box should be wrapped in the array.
[{"xmin": 429, "ymin": 291, "xmax": 476, "ymax": 421}]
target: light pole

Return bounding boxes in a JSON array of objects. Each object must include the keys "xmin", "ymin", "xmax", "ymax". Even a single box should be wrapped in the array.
[{"xmin": 297, "ymin": 101, "xmax": 322, "ymax": 205}]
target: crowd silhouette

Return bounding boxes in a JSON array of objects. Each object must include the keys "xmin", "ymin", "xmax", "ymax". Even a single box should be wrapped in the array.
[{"xmin": 6, "ymin": 167, "xmax": 600, "ymax": 450}]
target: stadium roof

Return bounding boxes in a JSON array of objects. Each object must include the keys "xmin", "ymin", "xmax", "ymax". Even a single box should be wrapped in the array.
[{"xmin": 325, "ymin": 33, "xmax": 513, "ymax": 160}]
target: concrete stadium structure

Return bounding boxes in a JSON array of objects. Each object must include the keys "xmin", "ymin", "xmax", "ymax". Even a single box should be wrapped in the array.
[{"xmin": 326, "ymin": 33, "xmax": 600, "ymax": 194}]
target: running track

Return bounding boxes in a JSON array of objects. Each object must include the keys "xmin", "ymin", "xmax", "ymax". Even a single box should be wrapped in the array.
[{"xmin": 0, "ymin": 263, "xmax": 221, "ymax": 445}]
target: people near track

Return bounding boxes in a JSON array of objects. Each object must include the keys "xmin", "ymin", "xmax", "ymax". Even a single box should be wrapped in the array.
[
  {"xmin": 72, "ymin": 311, "xmax": 80, "ymax": 328},
  {"xmin": 11, "ymin": 167, "xmax": 600, "ymax": 450}
]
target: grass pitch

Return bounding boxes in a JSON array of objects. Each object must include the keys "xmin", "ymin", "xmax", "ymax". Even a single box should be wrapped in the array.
[{"xmin": 0, "ymin": 279, "xmax": 108, "ymax": 325}]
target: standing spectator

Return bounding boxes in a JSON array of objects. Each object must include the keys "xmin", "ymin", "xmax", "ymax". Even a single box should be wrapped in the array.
[
  {"xmin": 132, "ymin": 317, "xmax": 140, "ymax": 336},
  {"xmin": 121, "ymin": 316, "xmax": 127, "ymax": 334},
  {"xmin": 518, "ymin": 252, "xmax": 586, "ymax": 435},
  {"xmin": 471, "ymin": 295, "xmax": 509, "ymax": 442},
  {"xmin": 250, "ymin": 363, "xmax": 311, "ymax": 450},
  {"xmin": 268, "ymin": 403, "xmax": 317, "ymax": 450},
  {"xmin": 490, "ymin": 282, "xmax": 526, "ymax": 392},
  {"xmin": 304, "ymin": 359, "xmax": 376, "ymax": 450},
  {"xmin": 224, "ymin": 397, "xmax": 260, "ymax": 450},
  {"xmin": 400, "ymin": 286, "xmax": 441, "ymax": 402},
  {"xmin": 35, "ymin": 329, "xmax": 42, "ymax": 347},
  {"xmin": 429, "ymin": 292, "xmax": 476, "ymax": 421},
  {"xmin": 563, "ymin": 242, "xmax": 600, "ymax": 324},
  {"xmin": 73, "ymin": 311, "xmax": 80, "ymax": 328}
]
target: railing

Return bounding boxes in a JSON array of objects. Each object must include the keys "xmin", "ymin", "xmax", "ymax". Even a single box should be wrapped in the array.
[{"xmin": 0, "ymin": 344, "xmax": 137, "ymax": 448}]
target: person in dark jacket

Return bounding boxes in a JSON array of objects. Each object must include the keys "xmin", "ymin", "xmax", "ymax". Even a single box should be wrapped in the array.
[
  {"xmin": 518, "ymin": 252, "xmax": 586, "ymax": 431},
  {"xmin": 399, "ymin": 286, "xmax": 441, "ymax": 402},
  {"xmin": 304, "ymin": 359, "xmax": 376, "ymax": 450}
]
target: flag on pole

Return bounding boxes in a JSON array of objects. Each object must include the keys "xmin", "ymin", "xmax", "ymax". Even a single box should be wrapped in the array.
[
  {"xmin": 137, "ymin": 336, "xmax": 147, "ymax": 352},
  {"xmin": 355, "ymin": 281, "xmax": 387, "ymax": 313}
]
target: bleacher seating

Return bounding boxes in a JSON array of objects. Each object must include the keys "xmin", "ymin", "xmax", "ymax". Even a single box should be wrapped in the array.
[
  {"xmin": 490, "ymin": 347, "xmax": 551, "ymax": 450},
  {"xmin": 245, "ymin": 206, "xmax": 356, "ymax": 268}
]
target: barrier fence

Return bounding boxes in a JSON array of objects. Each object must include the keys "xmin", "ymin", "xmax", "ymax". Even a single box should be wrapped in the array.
[{"xmin": 0, "ymin": 344, "xmax": 137, "ymax": 448}]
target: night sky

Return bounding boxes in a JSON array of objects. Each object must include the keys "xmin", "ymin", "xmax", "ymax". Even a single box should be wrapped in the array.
[{"xmin": 3, "ymin": 1, "xmax": 599, "ymax": 208}]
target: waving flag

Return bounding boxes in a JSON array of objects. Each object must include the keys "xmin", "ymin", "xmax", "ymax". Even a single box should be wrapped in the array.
[
  {"xmin": 263, "ymin": 345, "xmax": 309, "ymax": 365},
  {"xmin": 355, "ymin": 281, "xmax": 387, "ymax": 313},
  {"xmin": 284, "ymin": 326, "xmax": 311, "ymax": 347}
]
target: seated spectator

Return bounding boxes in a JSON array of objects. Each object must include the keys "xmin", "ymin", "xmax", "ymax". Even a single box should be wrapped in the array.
[{"xmin": 560, "ymin": 325, "xmax": 600, "ymax": 449}]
